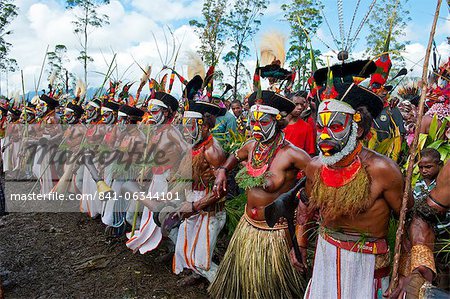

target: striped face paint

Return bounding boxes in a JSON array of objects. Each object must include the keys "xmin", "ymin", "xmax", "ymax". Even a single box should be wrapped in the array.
[
  {"xmin": 249, "ymin": 109, "xmax": 276, "ymax": 142},
  {"xmin": 147, "ymin": 103, "xmax": 165, "ymax": 125},
  {"xmin": 317, "ymin": 111, "xmax": 353, "ymax": 156},
  {"xmin": 36, "ymin": 101, "xmax": 48, "ymax": 118}
]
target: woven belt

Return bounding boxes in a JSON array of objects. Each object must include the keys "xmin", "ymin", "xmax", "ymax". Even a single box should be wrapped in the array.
[
  {"xmin": 322, "ymin": 232, "xmax": 388, "ymax": 255},
  {"xmin": 243, "ymin": 212, "xmax": 288, "ymax": 231}
]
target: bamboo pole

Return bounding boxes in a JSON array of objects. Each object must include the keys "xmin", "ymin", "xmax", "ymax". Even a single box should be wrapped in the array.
[
  {"xmin": 35, "ymin": 45, "xmax": 49, "ymax": 95},
  {"xmin": 388, "ymin": 0, "xmax": 442, "ymax": 292}
]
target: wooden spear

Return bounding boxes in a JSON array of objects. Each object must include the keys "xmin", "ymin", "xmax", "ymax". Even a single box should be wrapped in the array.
[{"xmin": 388, "ymin": 0, "xmax": 442, "ymax": 292}]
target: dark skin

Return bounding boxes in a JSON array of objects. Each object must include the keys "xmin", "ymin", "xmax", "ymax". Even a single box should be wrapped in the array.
[
  {"xmin": 390, "ymin": 161, "xmax": 450, "ymax": 298},
  {"xmin": 418, "ymin": 156, "xmax": 441, "ymax": 186},
  {"xmin": 214, "ymin": 123, "xmax": 311, "ymax": 221},
  {"xmin": 231, "ymin": 103, "xmax": 243, "ymax": 118},
  {"xmin": 291, "ymin": 125, "xmax": 408, "ymax": 273},
  {"xmin": 287, "ymin": 95, "xmax": 308, "ymax": 122},
  {"xmin": 141, "ymin": 120, "xmax": 226, "ymax": 215},
  {"xmin": 178, "ymin": 122, "xmax": 226, "ymax": 219}
]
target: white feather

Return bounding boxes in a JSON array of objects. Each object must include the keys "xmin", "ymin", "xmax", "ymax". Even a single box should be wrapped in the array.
[
  {"xmin": 260, "ymin": 31, "xmax": 287, "ymax": 66},
  {"xmin": 49, "ymin": 71, "xmax": 57, "ymax": 87},
  {"xmin": 75, "ymin": 79, "xmax": 86, "ymax": 99},
  {"xmin": 140, "ymin": 65, "xmax": 151, "ymax": 84},
  {"xmin": 12, "ymin": 91, "xmax": 21, "ymax": 108},
  {"xmin": 31, "ymin": 95, "xmax": 40, "ymax": 105},
  {"xmin": 186, "ymin": 51, "xmax": 205, "ymax": 80}
]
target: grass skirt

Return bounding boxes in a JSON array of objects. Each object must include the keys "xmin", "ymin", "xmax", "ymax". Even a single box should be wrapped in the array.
[{"xmin": 208, "ymin": 215, "xmax": 306, "ymax": 299}]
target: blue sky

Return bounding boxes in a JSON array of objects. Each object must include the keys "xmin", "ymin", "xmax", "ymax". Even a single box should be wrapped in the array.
[{"xmin": 1, "ymin": 0, "xmax": 449, "ymax": 98}]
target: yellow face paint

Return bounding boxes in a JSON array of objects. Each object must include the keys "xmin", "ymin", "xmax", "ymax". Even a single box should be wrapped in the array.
[
  {"xmin": 253, "ymin": 125, "xmax": 261, "ymax": 132},
  {"xmin": 320, "ymin": 132, "xmax": 330, "ymax": 140},
  {"xmin": 252, "ymin": 110, "xmax": 263, "ymax": 121},
  {"xmin": 319, "ymin": 112, "xmax": 331, "ymax": 126}
]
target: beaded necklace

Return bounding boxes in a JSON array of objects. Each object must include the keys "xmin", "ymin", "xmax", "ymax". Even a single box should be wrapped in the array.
[{"xmin": 247, "ymin": 133, "xmax": 285, "ymax": 177}]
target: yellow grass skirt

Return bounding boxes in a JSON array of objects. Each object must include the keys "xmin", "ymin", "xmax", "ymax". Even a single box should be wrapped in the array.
[{"xmin": 208, "ymin": 215, "xmax": 306, "ymax": 299}]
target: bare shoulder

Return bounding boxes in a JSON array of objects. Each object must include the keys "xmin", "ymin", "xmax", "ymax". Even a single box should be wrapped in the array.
[
  {"xmin": 237, "ymin": 139, "xmax": 255, "ymax": 154},
  {"xmin": 305, "ymin": 156, "xmax": 322, "ymax": 178},
  {"xmin": 284, "ymin": 141, "xmax": 311, "ymax": 162},
  {"xmin": 204, "ymin": 138, "xmax": 227, "ymax": 166},
  {"xmin": 362, "ymin": 147, "xmax": 403, "ymax": 182}
]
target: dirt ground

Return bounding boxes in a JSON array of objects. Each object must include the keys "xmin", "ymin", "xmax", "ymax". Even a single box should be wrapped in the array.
[{"xmin": 0, "ymin": 182, "xmax": 217, "ymax": 299}]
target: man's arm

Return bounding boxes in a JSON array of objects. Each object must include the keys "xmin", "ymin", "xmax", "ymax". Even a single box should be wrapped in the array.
[
  {"xmin": 192, "ymin": 143, "xmax": 227, "ymax": 211},
  {"xmin": 213, "ymin": 140, "xmax": 253, "ymax": 196},
  {"xmin": 409, "ymin": 161, "xmax": 450, "ymax": 279},
  {"xmin": 389, "ymin": 162, "xmax": 450, "ymax": 298}
]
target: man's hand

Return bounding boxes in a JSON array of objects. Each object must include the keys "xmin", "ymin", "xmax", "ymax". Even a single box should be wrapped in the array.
[
  {"xmin": 178, "ymin": 201, "xmax": 196, "ymax": 220},
  {"xmin": 213, "ymin": 169, "xmax": 227, "ymax": 198},
  {"xmin": 289, "ymin": 247, "xmax": 308, "ymax": 273},
  {"xmin": 386, "ymin": 270, "xmax": 429, "ymax": 299}
]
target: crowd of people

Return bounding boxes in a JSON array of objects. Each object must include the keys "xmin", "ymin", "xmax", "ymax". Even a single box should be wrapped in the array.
[{"xmin": 0, "ymin": 51, "xmax": 449, "ymax": 299}]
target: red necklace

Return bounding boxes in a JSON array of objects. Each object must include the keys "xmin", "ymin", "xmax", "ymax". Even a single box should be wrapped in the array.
[
  {"xmin": 321, "ymin": 143, "xmax": 363, "ymax": 188},
  {"xmin": 192, "ymin": 134, "xmax": 213, "ymax": 156},
  {"xmin": 247, "ymin": 133, "xmax": 284, "ymax": 177}
]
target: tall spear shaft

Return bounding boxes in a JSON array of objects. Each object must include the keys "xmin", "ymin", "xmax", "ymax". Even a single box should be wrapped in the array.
[
  {"xmin": 35, "ymin": 45, "xmax": 49, "ymax": 95},
  {"xmin": 388, "ymin": 0, "xmax": 442, "ymax": 292}
]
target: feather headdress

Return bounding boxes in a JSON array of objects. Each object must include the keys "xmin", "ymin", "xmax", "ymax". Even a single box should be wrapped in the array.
[
  {"xmin": 75, "ymin": 79, "xmax": 86, "ymax": 100},
  {"xmin": 186, "ymin": 51, "xmax": 205, "ymax": 80},
  {"xmin": 260, "ymin": 32, "xmax": 286, "ymax": 67}
]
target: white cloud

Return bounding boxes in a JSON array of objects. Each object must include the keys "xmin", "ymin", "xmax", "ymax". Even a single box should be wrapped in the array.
[
  {"xmin": 1, "ymin": 0, "xmax": 448, "ymax": 97},
  {"xmin": 130, "ymin": 0, "xmax": 202, "ymax": 22}
]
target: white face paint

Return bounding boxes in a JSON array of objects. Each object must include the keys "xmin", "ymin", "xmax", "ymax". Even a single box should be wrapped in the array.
[
  {"xmin": 249, "ymin": 109, "xmax": 277, "ymax": 143},
  {"xmin": 318, "ymin": 121, "xmax": 358, "ymax": 166},
  {"xmin": 101, "ymin": 110, "xmax": 117, "ymax": 124},
  {"xmin": 148, "ymin": 104, "xmax": 166, "ymax": 125},
  {"xmin": 182, "ymin": 117, "xmax": 202, "ymax": 144},
  {"xmin": 36, "ymin": 101, "xmax": 48, "ymax": 118},
  {"xmin": 86, "ymin": 104, "xmax": 99, "ymax": 123}
]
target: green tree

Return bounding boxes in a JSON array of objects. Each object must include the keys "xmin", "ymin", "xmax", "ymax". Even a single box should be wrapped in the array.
[
  {"xmin": 281, "ymin": 0, "xmax": 323, "ymax": 90},
  {"xmin": 189, "ymin": 0, "xmax": 227, "ymax": 69},
  {"xmin": 66, "ymin": 0, "xmax": 110, "ymax": 87},
  {"xmin": 365, "ymin": 0, "xmax": 410, "ymax": 65},
  {"xmin": 0, "ymin": 58, "xmax": 17, "ymax": 96},
  {"xmin": 223, "ymin": 0, "xmax": 268, "ymax": 100},
  {"xmin": 0, "ymin": 0, "xmax": 18, "ymax": 96},
  {"xmin": 47, "ymin": 45, "xmax": 76, "ymax": 93}
]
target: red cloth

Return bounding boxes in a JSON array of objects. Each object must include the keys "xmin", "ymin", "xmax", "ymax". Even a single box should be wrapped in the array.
[
  {"xmin": 284, "ymin": 118, "xmax": 316, "ymax": 155},
  {"xmin": 305, "ymin": 115, "xmax": 317, "ymax": 139}
]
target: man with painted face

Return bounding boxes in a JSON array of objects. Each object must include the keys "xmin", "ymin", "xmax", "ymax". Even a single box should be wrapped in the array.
[
  {"xmin": 290, "ymin": 80, "xmax": 407, "ymax": 298},
  {"xmin": 126, "ymin": 92, "xmax": 187, "ymax": 252},
  {"xmin": 83, "ymin": 98, "xmax": 102, "ymax": 125},
  {"xmin": 32, "ymin": 94, "xmax": 62, "ymax": 195},
  {"xmin": 2, "ymin": 106, "xmax": 21, "ymax": 175},
  {"xmin": 96, "ymin": 100, "xmax": 123, "ymax": 236},
  {"xmin": 169, "ymin": 100, "xmax": 226, "ymax": 286},
  {"xmin": 80, "ymin": 98, "xmax": 105, "ymax": 218},
  {"xmin": 63, "ymin": 102, "xmax": 84, "ymax": 125},
  {"xmin": 106, "ymin": 104, "xmax": 146, "ymax": 231},
  {"xmin": 209, "ymin": 90, "xmax": 311, "ymax": 298}
]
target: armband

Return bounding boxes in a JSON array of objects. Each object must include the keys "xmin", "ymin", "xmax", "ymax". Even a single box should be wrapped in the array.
[{"xmin": 410, "ymin": 244, "xmax": 436, "ymax": 275}]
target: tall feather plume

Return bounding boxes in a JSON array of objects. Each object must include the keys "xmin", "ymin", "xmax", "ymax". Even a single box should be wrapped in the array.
[
  {"xmin": 186, "ymin": 51, "xmax": 205, "ymax": 80},
  {"xmin": 75, "ymin": 79, "xmax": 86, "ymax": 100},
  {"xmin": 141, "ymin": 66, "xmax": 151, "ymax": 85},
  {"xmin": 13, "ymin": 91, "xmax": 21, "ymax": 109},
  {"xmin": 49, "ymin": 71, "xmax": 57, "ymax": 87},
  {"xmin": 260, "ymin": 32, "xmax": 286, "ymax": 66},
  {"xmin": 31, "ymin": 95, "xmax": 40, "ymax": 106},
  {"xmin": 136, "ymin": 65, "xmax": 151, "ymax": 102}
]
